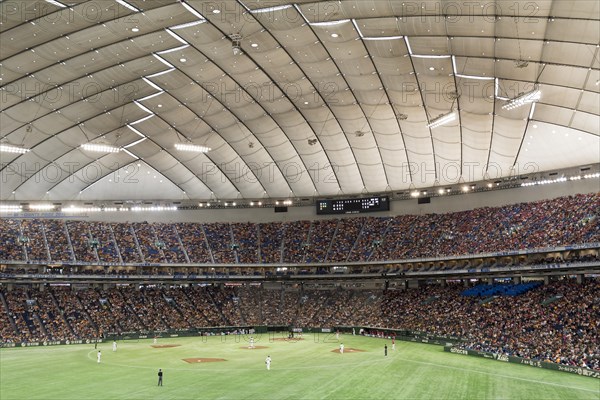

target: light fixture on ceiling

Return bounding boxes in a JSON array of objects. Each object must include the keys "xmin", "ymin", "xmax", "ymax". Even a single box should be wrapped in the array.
[
  {"xmin": 308, "ymin": 138, "xmax": 318, "ymax": 146},
  {"xmin": 0, "ymin": 144, "xmax": 30, "ymax": 154},
  {"xmin": 29, "ymin": 204, "xmax": 55, "ymax": 211},
  {"xmin": 230, "ymin": 33, "xmax": 242, "ymax": 56},
  {"xmin": 396, "ymin": 113, "xmax": 408, "ymax": 120},
  {"xmin": 174, "ymin": 143, "xmax": 211, "ymax": 153},
  {"xmin": 0, "ymin": 204, "xmax": 23, "ymax": 212},
  {"xmin": 426, "ymin": 111, "xmax": 456, "ymax": 129},
  {"xmin": 502, "ymin": 86, "xmax": 541, "ymax": 110},
  {"xmin": 514, "ymin": 60, "xmax": 528, "ymax": 68},
  {"xmin": 447, "ymin": 91, "xmax": 460, "ymax": 100},
  {"xmin": 81, "ymin": 143, "xmax": 121, "ymax": 153}
]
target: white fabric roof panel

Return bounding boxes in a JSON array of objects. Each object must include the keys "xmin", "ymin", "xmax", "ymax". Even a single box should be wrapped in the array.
[
  {"xmin": 0, "ymin": 0, "xmax": 598, "ymax": 201},
  {"xmin": 549, "ymin": 0, "xmax": 600, "ymax": 19}
]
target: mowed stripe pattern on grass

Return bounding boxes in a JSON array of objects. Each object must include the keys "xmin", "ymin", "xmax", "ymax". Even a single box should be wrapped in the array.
[{"xmin": 0, "ymin": 335, "xmax": 598, "ymax": 400}]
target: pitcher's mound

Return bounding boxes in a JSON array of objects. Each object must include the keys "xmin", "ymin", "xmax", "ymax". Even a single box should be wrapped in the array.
[
  {"xmin": 240, "ymin": 345, "xmax": 269, "ymax": 349},
  {"xmin": 183, "ymin": 358, "xmax": 226, "ymax": 363},
  {"xmin": 331, "ymin": 348, "xmax": 365, "ymax": 353},
  {"xmin": 152, "ymin": 344, "xmax": 181, "ymax": 348}
]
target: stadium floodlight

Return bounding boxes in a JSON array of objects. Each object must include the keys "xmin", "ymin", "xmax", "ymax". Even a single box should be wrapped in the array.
[
  {"xmin": 175, "ymin": 143, "xmax": 211, "ymax": 153},
  {"xmin": 426, "ymin": 111, "xmax": 456, "ymax": 129},
  {"xmin": 81, "ymin": 143, "xmax": 121, "ymax": 153},
  {"xmin": 0, "ymin": 204, "xmax": 23, "ymax": 212},
  {"xmin": 0, "ymin": 144, "xmax": 30, "ymax": 154},
  {"xmin": 502, "ymin": 87, "xmax": 541, "ymax": 110}
]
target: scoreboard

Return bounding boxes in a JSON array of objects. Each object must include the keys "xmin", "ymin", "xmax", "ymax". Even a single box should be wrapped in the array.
[{"xmin": 316, "ymin": 196, "xmax": 390, "ymax": 215}]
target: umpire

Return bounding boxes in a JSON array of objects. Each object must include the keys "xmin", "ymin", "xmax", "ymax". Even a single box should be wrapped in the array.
[{"xmin": 158, "ymin": 369, "xmax": 163, "ymax": 386}]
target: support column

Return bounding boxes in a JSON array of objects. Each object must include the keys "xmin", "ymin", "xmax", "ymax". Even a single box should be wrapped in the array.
[
  {"xmin": 513, "ymin": 276, "xmax": 521, "ymax": 284},
  {"xmin": 543, "ymin": 276, "xmax": 550, "ymax": 285},
  {"xmin": 576, "ymin": 274, "xmax": 584, "ymax": 284}
]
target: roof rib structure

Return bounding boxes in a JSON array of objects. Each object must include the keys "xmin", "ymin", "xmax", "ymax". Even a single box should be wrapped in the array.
[{"xmin": 1, "ymin": 0, "xmax": 598, "ymax": 202}]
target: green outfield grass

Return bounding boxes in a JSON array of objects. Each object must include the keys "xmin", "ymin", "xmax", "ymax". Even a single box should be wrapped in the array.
[{"xmin": 0, "ymin": 334, "xmax": 597, "ymax": 400}]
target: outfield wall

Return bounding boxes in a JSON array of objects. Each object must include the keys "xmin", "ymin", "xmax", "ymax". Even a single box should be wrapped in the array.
[{"xmin": 444, "ymin": 346, "xmax": 600, "ymax": 379}]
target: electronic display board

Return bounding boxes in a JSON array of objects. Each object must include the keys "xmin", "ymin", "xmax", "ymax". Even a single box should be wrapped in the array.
[{"xmin": 316, "ymin": 196, "xmax": 389, "ymax": 215}]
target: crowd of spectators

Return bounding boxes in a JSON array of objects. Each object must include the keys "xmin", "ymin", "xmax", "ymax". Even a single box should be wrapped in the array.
[
  {"xmin": 132, "ymin": 222, "xmax": 165, "ymax": 263},
  {"xmin": 1, "ymin": 194, "xmax": 597, "ymax": 265},
  {"xmin": 450, "ymin": 280, "xmax": 599, "ymax": 370},
  {"xmin": 163, "ymin": 287, "xmax": 209, "ymax": 328},
  {"xmin": 154, "ymin": 223, "xmax": 187, "ymax": 263},
  {"xmin": 304, "ymin": 220, "xmax": 338, "ymax": 263},
  {"xmin": 43, "ymin": 219, "xmax": 74, "ymax": 262},
  {"xmin": 87, "ymin": 222, "xmax": 121, "ymax": 263},
  {"xmin": 326, "ymin": 218, "xmax": 364, "ymax": 262},
  {"xmin": 180, "ymin": 286, "xmax": 227, "ymax": 326},
  {"xmin": 0, "ymin": 219, "xmax": 25, "ymax": 262},
  {"xmin": 208, "ymin": 285, "xmax": 243, "ymax": 326},
  {"xmin": 51, "ymin": 286, "xmax": 97, "ymax": 339},
  {"xmin": 20, "ymin": 219, "xmax": 49, "ymax": 263},
  {"xmin": 259, "ymin": 222, "xmax": 284, "ymax": 263},
  {"xmin": 237, "ymin": 285, "xmax": 261, "ymax": 325},
  {"xmin": 31, "ymin": 289, "xmax": 75, "ymax": 341},
  {"xmin": 111, "ymin": 223, "xmax": 143, "ymax": 263},
  {"xmin": 67, "ymin": 221, "xmax": 98, "ymax": 263},
  {"xmin": 232, "ymin": 223, "xmax": 259, "ymax": 264},
  {"xmin": 347, "ymin": 217, "xmax": 391, "ymax": 262},
  {"xmin": 2, "ymin": 288, "xmax": 45, "ymax": 342},
  {"xmin": 204, "ymin": 223, "xmax": 236, "ymax": 264},
  {"xmin": 0, "ymin": 278, "xmax": 597, "ymax": 370},
  {"xmin": 281, "ymin": 221, "xmax": 311, "ymax": 263},
  {"xmin": 174, "ymin": 223, "xmax": 212, "ymax": 263}
]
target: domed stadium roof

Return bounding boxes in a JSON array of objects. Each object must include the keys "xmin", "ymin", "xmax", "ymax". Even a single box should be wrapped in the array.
[{"xmin": 1, "ymin": 0, "xmax": 598, "ymax": 202}]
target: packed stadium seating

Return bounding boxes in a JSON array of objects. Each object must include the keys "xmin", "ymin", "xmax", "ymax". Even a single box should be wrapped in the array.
[
  {"xmin": 0, "ymin": 194, "xmax": 598, "ymax": 265},
  {"xmin": 0, "ymin": 278, "xmax": 597, "ymax": 371}
]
